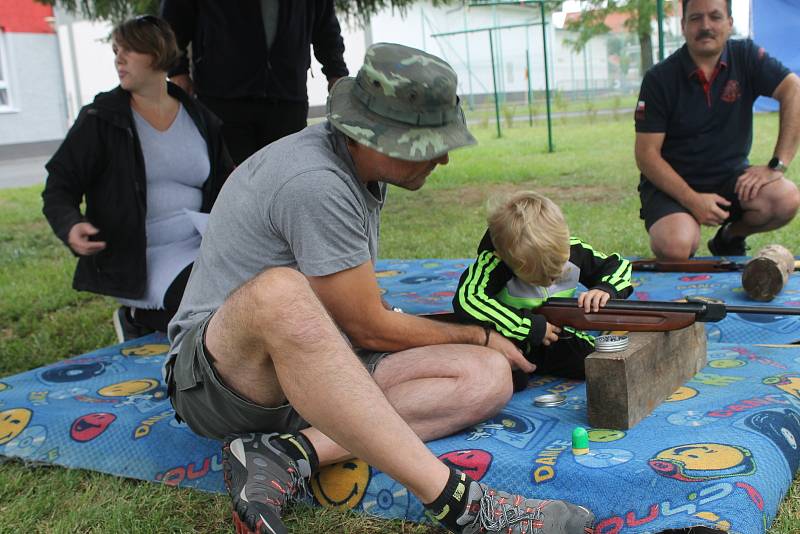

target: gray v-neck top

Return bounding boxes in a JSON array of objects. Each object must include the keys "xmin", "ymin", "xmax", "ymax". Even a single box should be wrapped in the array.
[{"xmin": 118, "ymin": 103, "xmax": 210, "ymax": 309}]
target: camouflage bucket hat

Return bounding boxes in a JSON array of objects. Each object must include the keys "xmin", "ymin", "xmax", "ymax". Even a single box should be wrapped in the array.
[{"xmin": 327, "ymin": 42, "xmax": 476, "ymax": 162}]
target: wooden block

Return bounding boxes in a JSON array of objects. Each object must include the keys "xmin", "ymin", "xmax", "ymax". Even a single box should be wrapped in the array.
[
  {"xmin": 585, "ymin": 323, "xmax": 707, "ymax": 430},
  {"xmin": 742, "ymin": 244, "xmax": 795, "ymax": 302}
]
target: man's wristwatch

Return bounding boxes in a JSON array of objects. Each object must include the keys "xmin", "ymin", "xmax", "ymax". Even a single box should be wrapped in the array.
[{"xmin": 768, "ymin": 156, "xmax": 788, "ymax": 173}]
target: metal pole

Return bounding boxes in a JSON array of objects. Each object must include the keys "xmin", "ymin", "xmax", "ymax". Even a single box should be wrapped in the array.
[
  {"xmin": 526, "ymin": 26, "xmax": 532, "ymax": 126},
  {"xmin": 492, "ymin": 5, "xmax": 504, "ymax": 99},
  {"xmin": 526, "ymin": 49, "xmax": 533, "ymax": 127},
  {"xmin": 488, "ymin": 29, "xmax": 502, "ymax": 138},
  {"xmin": 463, "ymin": 8, "xmax": 474, "ymax": 109},
  {"xmin": 583, "ymin": 44, "xmax": 589, "ymax": 100},
  {"xmin": 540, "ymin": 2, "xmax": 553, "ymax": 152},
  {"xmin": 421, "ymin": 7, "xmax": 426, "ymax": 50},
  {"xmin": 657, "ymin": 0, "xmax": 665, "ymax": 61}
]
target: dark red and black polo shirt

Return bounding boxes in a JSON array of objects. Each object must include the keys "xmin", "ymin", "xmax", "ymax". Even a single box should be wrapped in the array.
[{"xmin": 635, "ymin": 39, "xmax": 790, "ymax": 188}]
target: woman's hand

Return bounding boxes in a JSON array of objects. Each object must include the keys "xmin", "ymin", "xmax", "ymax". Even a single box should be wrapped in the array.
[{"xmin": 68, "ymin": 222, "xmax": 106, "ymax": 256}]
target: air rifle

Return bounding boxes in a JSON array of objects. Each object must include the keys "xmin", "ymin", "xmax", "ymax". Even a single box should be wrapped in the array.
[
  {"xmin": 632, "ymin": 258, "xmax": 800, "ymax": 273},
  {"xmin": 425, "ymin": 297, "xmax": 800, "ymax": 332},
  {"xmin": 535, "ymin": 297, "xmax": 800, "ymax": 331}
]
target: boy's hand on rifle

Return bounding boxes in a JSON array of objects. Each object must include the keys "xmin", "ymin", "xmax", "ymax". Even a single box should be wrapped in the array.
[
  {"xmin": 578, "ymin": 289, "xmax": 611, "ymax": 313},
  {"xmin": 542, "ymin": 322, "xmax": 561, "ymax": 346}
]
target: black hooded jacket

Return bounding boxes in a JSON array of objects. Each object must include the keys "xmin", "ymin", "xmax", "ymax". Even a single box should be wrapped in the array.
[
  {"xmin": 160, "ymin": 0, "xmax": 349, "ymax": 101},
  {"xmin": 42, "ymin": 83, "xmax": 234, "ymax": 299}
]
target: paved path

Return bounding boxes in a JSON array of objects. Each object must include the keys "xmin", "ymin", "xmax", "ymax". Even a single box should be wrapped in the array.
[
  {"xmin": 0, "ymin": 140, "xmax": 58, "ymax": 190},
  {"xmin": 0, "ymin": 155, "xmax": 49, "ymax": 189}
]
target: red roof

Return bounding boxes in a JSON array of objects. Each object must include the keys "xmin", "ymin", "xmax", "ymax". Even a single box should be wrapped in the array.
[
  {"xmin": 564, "ymin": 10, "xmax": 633, "ymax": 33},
  {"xmin": 0, "ymin": 0, "xmax": 55, "ymax": 34}
]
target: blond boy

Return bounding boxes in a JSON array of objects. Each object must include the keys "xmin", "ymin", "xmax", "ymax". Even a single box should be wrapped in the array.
[{"xmin": 453, "ymin": 191, "xmax": 633, "ymax": 388}]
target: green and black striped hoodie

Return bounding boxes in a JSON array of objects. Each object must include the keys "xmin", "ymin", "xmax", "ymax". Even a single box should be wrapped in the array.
[{"xmin": 452, "ymin": 230, "xmax": 633, "ymax": 348}]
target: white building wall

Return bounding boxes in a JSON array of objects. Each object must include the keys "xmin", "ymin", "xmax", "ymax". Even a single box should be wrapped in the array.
[
  {"xmin": 318, "ymin": 2, "xmax": 610, "ymax": 106},
  {"xmin": 0, "ymin": 32, "xmax": 68, "ymax": 145},
  {"xmin": 306, "ymin": 19, "xmax": 367, "ymax": 111},
  {"xmin": 48, "ymin": 1, "xmax": 611, "ymax": 125}
]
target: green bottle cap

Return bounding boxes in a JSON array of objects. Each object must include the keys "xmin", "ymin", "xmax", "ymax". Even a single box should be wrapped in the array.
[{"xmin": 572, "ymin": 426, "xmax": 589, "ymax": 454}]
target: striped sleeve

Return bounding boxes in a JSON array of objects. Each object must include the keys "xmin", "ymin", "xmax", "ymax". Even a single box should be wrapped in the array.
[
  {"xmin": 570, "ymin": 237, "xmax": 633, "ymax": 298},
  {"xmin": 452, "ymin": 250, "xmax": 536, "ymax": 342}
]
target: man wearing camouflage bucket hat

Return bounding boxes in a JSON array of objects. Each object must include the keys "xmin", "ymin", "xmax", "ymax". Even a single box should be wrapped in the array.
[
  {"xmin": 327, "ymin": 42, "xmax": 476, "ymax": 161},
  {"xmin": 165, "ymin": 43, "xmax": 594, "ymax": 534}
]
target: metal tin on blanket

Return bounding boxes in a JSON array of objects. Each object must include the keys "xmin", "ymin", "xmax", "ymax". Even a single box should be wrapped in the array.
[
  {"xmin": 533, "ymin": 393, "xmax": 567, "ymax": 407},
  {"xmin": 594, "ymin": 335, "xmax": 630, "ymax": 352}
]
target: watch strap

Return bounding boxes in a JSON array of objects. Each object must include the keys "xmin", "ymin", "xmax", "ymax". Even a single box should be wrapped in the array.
[{"xmin": 769, "ymin": 156, "xmax": 788, "ymax": 173}]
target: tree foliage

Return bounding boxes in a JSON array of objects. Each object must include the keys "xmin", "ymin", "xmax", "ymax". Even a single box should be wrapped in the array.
[
  {"xmin": 34, "ymin": 0, "xmax": 456, "ymax": 25},
  {"xmin": 564, "ymin": 0, "xmax": 672, "ymax": 75}
]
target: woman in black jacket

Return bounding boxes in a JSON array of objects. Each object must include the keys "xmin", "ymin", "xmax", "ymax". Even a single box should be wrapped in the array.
[{"xmin": 42, "ymin": 15, "xmax": 234, "ymax": 342}]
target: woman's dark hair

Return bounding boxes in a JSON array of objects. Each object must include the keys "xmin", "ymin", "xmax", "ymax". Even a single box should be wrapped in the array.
[
  {"xmin": 111, "ymin": 15, "xmax": 180, "ymax": 72},
  {"xmin": 682, "ymin": 0, "xmax": 732, "ymax": 18}
]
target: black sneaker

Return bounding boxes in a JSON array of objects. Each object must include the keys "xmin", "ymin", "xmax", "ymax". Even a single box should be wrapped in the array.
[
  {"xmin": 112, "ymin": 307, "xmax": 153, "ymax": 343},
  {"xmin": 459, "ymin": 484, "xmax": 594, "ymax": 533},
  {"xmin": 708, "ymin": 223, "xmax": 748, "ymax": 256},
  {"xmin": 223, "ymin": 433, "xmax": 311, "ymax": 534}
]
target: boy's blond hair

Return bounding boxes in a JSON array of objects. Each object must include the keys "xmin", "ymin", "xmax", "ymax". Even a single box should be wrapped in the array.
[{"xmin": 487, "ymin": 190, "xmax": 570, "ymax": 286}]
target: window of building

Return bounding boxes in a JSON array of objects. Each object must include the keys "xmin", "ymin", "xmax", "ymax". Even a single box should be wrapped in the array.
[{"xmin": 0, "ymin": 30, "xmax": 11, "ymax": 109}]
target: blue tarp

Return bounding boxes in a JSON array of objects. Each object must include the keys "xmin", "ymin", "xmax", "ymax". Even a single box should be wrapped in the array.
[
  {"xmin": 3, "ymin": 259, "xmax": 800, "ymax": 533},
  {"xmin": 752, "ymin": 0, "xmax": 800, "ymax": 112}
]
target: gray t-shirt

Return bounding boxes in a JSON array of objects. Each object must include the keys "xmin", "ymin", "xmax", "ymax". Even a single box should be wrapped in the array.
[{"xmin": 168, "ymin": 122, "xmax": 386, "ymax": 355}]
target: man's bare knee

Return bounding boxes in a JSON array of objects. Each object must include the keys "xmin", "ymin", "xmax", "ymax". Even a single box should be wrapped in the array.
[
  {"xmin": 773, "ymin": 184, "xmax": 800, "ymax": 224},
  {"xmin": 250, "ymin": 269, "xmax": 338, "ymax": 346},
  {"xmin": 246, "ymin": 267, "xmax": 311, "ymax": 310},
  {"xmin": 214, "ymin": 267, "xmax": 329, "ymax": 357},
  {"xmin": 651, "ymin": 234, "xmax": 697, "ymax": 260},
  {"xmin": 649, "ymin": 214, "xmax": 700, "ymax": 260},
  {"xmin": 463, "ymin": 349, "xmax": 513, "ymax": 419}
]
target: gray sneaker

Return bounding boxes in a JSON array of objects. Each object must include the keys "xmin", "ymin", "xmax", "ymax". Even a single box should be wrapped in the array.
[
  {"xmin": 459, "ymin": 484, "xmax": 594, "ymax": 534},
  {"xmin": 222, "ymin": 433, "xmax": 311, "ymax": 534}
]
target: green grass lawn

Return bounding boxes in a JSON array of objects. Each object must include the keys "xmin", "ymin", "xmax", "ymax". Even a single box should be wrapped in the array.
[{"xmin": 2, "ymin": 113, "xmax": 799, "ymax": 532}]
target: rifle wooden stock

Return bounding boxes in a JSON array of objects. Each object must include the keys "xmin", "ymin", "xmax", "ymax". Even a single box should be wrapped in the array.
[
  {"xmin": 535, "ymin": 306, "xmax": 695, "ymax": 331},
  {"xmin": 423, "ymin": 297, "xmax": 800, "ymax": 333},
  {"xmin": 632, "ymin": 258, "xmax": 800, "ymax": 273}
]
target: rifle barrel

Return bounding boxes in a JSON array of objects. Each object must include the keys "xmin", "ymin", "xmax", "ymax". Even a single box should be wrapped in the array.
[
  {"xmin": 545, "ymin": 297, "xmax": 800, "ymax": 318},
  {"xmin": 726, "ymin": 304, "xmax": 800, "ymax": 316}
]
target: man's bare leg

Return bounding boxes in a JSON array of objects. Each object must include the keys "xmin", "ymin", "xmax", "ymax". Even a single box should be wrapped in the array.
[
  {"xmin": 307, "ymin": 345, "xmax": 513, "ymax": 464},
  {"xmin": 727, "ymin": 178, "xmax": 800, "ymax": 238},
  {"xmin": 207, "ymin": 267, "xmax": 499, "ymax": 499},
  {"xmin": 207, "ymin": 267, "xmax": 593, "ymax": 533},
  {"xmin": 649, "ymin": 212, "xmax": 701, "ymax": 260}
]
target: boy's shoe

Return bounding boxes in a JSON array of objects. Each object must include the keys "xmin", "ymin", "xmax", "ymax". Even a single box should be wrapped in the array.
[
  {"xmin": 460, "ymin": 485, "xmax": 594, "ymax": 534},
  {"xmin": 112, "ymin": 307, "xmax": 153, "ymax": 343},
  {"xmin": 708, "ymin": 223, "xmax": 748, "ymax": 256},
  {"xmin": 223, "ymin": 433, "xmax": 311, "ymax": 534}
]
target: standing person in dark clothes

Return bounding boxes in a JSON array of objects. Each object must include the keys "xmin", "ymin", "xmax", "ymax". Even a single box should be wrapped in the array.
[
  {"xmin": 42, "ymin": 16, "xmax": 234, "ymax": 342},
  {"xmin": 635, "ymin": 0, "xmax": 800, "ymax": 260},
  {"xmin": 160, "ymin": 0, "xmax": 349, "ymax": 164}
]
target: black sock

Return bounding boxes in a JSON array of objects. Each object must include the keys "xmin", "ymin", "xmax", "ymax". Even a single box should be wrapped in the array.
[
  {"xmin": 425, "ymin": 468, "xmax": 484, "ymax": 530},
  {"xmin": 269, "ymin": 432, "xmax": 319, "ymax": 474}
]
